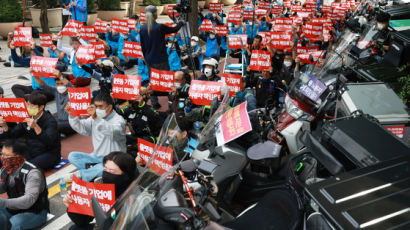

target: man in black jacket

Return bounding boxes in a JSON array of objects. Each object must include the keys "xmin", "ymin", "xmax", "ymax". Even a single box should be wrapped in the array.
[{"xmin": 0, "ymin": 92, "xmax": 61, "ymax": 170}]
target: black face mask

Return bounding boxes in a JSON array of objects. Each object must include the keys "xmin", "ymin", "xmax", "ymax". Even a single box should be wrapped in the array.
[
  {"xmin": 52, "ymin": 40, "xmax": 58, "ymax": 46},
  {"xmin": 102, "ymin": 171, "xmax": 131, "ymax": 198},
  {"xmin": 102, "ymin": 66, "xmax": 112, "ymax": 77}
]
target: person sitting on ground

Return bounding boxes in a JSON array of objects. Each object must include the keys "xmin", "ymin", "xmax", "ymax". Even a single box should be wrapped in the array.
[
  {"xmin": 44, "ymin": 34, "xmax": 69, "ymax": 72},
  {"xmin": 63, "ymin": 151, "xmax": 136, "ymax": 230},
  {"xmin": 181, "ymin": 36, "xmax": 203, "ymax": 70},
  {"xmin": 168, "ymin": 70, "xmax": 191, "ymax": 118},
  {"xmin": 4, "ymin": 34, "xmax": 43, "ymax": 68},
  {"xmin": 65, "ymin": 92, "xmax": 126, "ymax": 182},
  {"xmin": 33, "ymin": 70, "xmax": 75, "ymax": 137},
  {"xmin": 198, "ymin": 57, "xmax": 220, "ymax": 81},
  {"xmin": 0, "ymin": 92, "xmax": 61, "ymax": 170},
  {"xmin": 0, "ymin": 139, "xmax": 49, "ymax": 230}
]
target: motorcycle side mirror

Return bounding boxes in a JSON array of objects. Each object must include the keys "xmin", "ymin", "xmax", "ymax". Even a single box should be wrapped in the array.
[{"xmin": 92, "ymin": 196, "xmax": 110, "ymax": 230}]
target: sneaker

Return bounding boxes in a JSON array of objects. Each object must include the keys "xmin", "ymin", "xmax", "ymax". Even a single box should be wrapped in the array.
[
  {"xmin": 3, "ymin": 62, "xmax": 11, "ymax": 67},
  {"xmin": 63, "ymin": 171, "xmax": 81, "ymax": 183}
]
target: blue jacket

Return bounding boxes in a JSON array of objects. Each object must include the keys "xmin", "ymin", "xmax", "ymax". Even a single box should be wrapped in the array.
[
  {"xmin": 72, "ymin": 55, "xmax": 91, "ymax": 78},
  {"xmin": 205, "ymin": 37, "xmax": 220, "ymax": 58},
  {"xmin": 48, "ymin": 47, "xmax": 69, "ymax": 64},
  {"xmin": 138, "ymin": 59, "xmax": 149, "ymax": 83},
  {"xmin": 70, "ymin": 0, "xmax": 87, "ymax": 23},
  {"xmin": 246, "ymin": 22, "xmax": 259, "ymax": 40},
  {"xmin": 11, "ymin": 49, "xmax": 43, "ymax": 67},
  {"xmin": 32, "ymin": 76, "xmax": 56, "ymax": 90},
  {"xmin": 167, "ymin": 47, "xmax": 181, "ymax": 71}
]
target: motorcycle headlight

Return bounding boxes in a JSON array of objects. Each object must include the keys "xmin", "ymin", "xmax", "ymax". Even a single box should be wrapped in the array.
[{"xmin": 285, "ymin": 96, "xmax": 315, "ymax": 121}]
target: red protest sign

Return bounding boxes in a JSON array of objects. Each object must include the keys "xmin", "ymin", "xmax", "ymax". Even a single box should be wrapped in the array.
[
  {"xmin": 255, "ymin": 8, "xmax": 267, "ymax": 16},
  {"xmin": 122, "ymin": 41, "xmax": 143, "ymax": 59},
  {"xmin": 271, "ymin": 5, "xmax": 283, "ymax": 16},
  {"xmin": 79, "ymin": 26, "xmax": 96, "ymax": 40},
  {"xmin": 13, "ymin": 27, "xmax": 32, "ymax": 47},
  {"xmin": 0, "ymin": 98, "xmax": 29, "ymax": 123},
  {"xmin": 68, "ymin": 87, "xmax": 91, "ymax": 117},
  {"xmin": 112, "ymin": 75, "xmax": 141, "ymax": 100},
  {"xmin": 30, "ymin": 56, "xmax": 58, "ymax": 78},
  {"xmin": 228, "ymin": 35, "xmax": 248, "ymax": 49},
  {"xmin": 150, "ymin": 68, "xmax": 175, "ymax": 92},
  {"xmin": 249, "ymin": 50, "xmax": 271, "ymax": 71},
  {"xmin": 127, "ymin": 19, "xmax": 136, "ymax": 30},
  {"xmin": 138, "ymin": 138, "xmax": 173, "ymax": 175},
  {"xmin": 222, "ymin": 74, "xmax": 242, "ymax": 97},
  {"xmin": 297, "ymin": 50, "xmax": 326, "ymax": 65},
  {"xmin": 164, "ymin": 23, "xmax": 178, "ymax": 38},
  {"xmin": 188, "ymin": 80, "xmax": 223, "ymax": 106},
  {"xmin": 228, "ymin": 11, "xmax": 241, "ymax": 24},
  {"xmin": 111, "ymin": 18, "xmax": 129, "ymax": 34},
  {"xmin": 273, "ymin": 18, "xmax": 293, "ymax": 32},
  {"xmin": 215, "ymin": 25, "xmax": 228, "ymax": 36},
  {"xmin": 61, "ymin": 20, "xmax": 83, "ymax": 36},
  {"xmin": 75, "ymin": 45, "xmax": 96, "ymax": 64},
  {"xmin": 304, "ymin": 22, "xmax": 323, "ymax": 40},
  {"xmin": 291, "ymin": 5, "xmax": 303, "ymax": 12},
  {"xmin": 140, "ymin": 11, "xmax": 146, "ymax": 23},
  {"xmin": 257, "ymin": 32, "xmax": 271, "ymax": 46},
  {"xmin": 209, "ymin": 3, "xmax": 223, "ymax": 12},
  {"xmin": 283, "ymin": 1, "xmax": 291, "ymax": 7},
  {"xmin": 296, "ymin": 45, "xmax": 319, "ymax": 54},
  {"xmin": 39, "ymin": 34, "xmax": 53, "ymax": 47},
  {"xmin": 89, "ymin": 41, "xmax": 107, "ymax": 59},
  {"xmin": 167, "ymin": 5, "xmax": 179, "ymax": 18},
  {"xmin": 386, "ymin": 126, "xmax": 405, "ymax": 138},
  {"xmin": 68, "ymin": 175, "xmax": 115, "ymax": 216},
  {"xmin": 219, "ymin": 102, "xmax": 252, "ymax": 144},
  {"xmin": 243, "ymin": 0, "xmax": 252, "ymax": 5},
  {"xmin": 270, "ymin": 31, "xmax": 292, "ymax": 50},
  {"xmin": 199, "ymin": 19, "xmax": 213, "ymax": 32},
  {"xmin": 243, "ymin": 9, "xmax": 254, "ymax": 21},
  {"xmin": 94, "ymin": 20, "xmax": 108, "ymax": 33},
  {"xmin": 258, "ymin": 1, "xmax": 271, "ymax": 10}
]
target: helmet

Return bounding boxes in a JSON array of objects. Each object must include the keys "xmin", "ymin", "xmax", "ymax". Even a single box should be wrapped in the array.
[{"xmin": 202, "ymin": 58, "xmax": 219, "ymax": 75}]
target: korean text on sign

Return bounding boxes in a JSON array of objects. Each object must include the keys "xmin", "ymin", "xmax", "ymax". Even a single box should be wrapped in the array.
[
  {"xmin": 138, "ymin": 138, "xmax": 173, "ymax": 175},
  {"xmin": 219, "ymin": 102, "xmax": 252, "ymax": 144},
  {"xmin": 150, "ymin": 68, "xmax": 175, "ymax": 93},
  {"xmin": 68, "ymin": 87, "xmax": 91, "ymax": 117},
  {"xmin": 0, "ymin": 98, "xmax": 29, "ymax": 123},
  {"xmin": 30, "ymin": 56, "xmax": 58, "ymax": 78},
  {"xmin": 112, "ymin": 75, "xmax": 141, "ymax": 100},
  {"xmin": 188, "ymin": 80, "xmax": 223, "ymax": 106}
]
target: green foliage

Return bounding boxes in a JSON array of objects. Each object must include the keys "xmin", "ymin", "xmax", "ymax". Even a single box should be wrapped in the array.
[
  {"xmin": 88, "ymin": 0, "xmax": 97, "ymax": 13},
  {"xmin": 143, "ymin": 0, "xmax": 162, "ymax": 6},
  {"xmin": 161, "ymin": 0, "xmax": 177, "ymax": 4},
  {"xmin": 98, "ymin": 0, "xmax": 121, "ymax": 10},
  {"xmin": 0, "ymin": 0, "xmax": 23, "ymax": 22},
  {"xmin": 397, "ymin": 73, "xmax": 410, "ymax": 105},
  {"xmin": 32, "ymin": 0, "xmax": 59, "ymax": 8}
]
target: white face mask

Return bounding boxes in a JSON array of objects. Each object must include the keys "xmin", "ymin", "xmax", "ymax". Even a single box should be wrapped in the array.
[
  {"xmin": 174, "ymin": 82, "xmax": 182, "ymax": 89},
  {"xmin": 284, "ymin": 61, "xmax": 292, "ymax": 67},
  {"xmin": 96, "ymin": 108, "xmax": 107, "ymax": 118},
  {"xmin": 166, "ymin": 43, "xmax": 172, "ymax": 48},
  {"xmin": 191, "ymin": 41, "xmax": 197, "ymax": 47},
  {"xmin": 209, "ymin": 34, "xmax": 216, "ymax": 39},
  {"xmin": 377, "ymin": 23, "xmax": 386, "ymax": 30},
  {"xmin": 204, "ymin": 68, "xmax": 213, "ymax": 77},
  {"xmin": 212, "ymin": 13, "xmax": 216, "ymax": 18},
  {"xmin": 56, "ymin": 86, "xmax": 67, "ymax": 94}
]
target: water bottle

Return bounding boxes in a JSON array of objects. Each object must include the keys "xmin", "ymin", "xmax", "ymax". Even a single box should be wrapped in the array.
[
  {"xmin": 60, "ymin": 177, "xmax": 67, "ymax": 197},
  {"xmin": 193, "ymin": 121, "xmax": 202, "ymax": 139}
]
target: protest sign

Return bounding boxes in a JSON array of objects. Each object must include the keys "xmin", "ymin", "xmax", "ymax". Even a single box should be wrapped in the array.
[
  {"xmin": 386, "ymin": 126, "xmax": 405, "ymax": 138},
  {"xmin": 61, "ymin": 20, "xmax": 83, "ymax": 36},
  {"xmin": 164, "ymin": 23, "xmax": 178, "ymax": 38},
  {"xmin": 167, "ymin": 5, "xmax": 179, "ymax": 18},
  {"xmin": 243, "ymin": 9, "xmax": 254, "ymax": 21},
  {"xmin": 68, "ymin": 87, "xmax": 91, "ymax": 117},
  {"xmin": 258, "ymin": 32, "xmax": 272, "ymax": 46},
  {"xmin": 138, "ymin": 138, "xmax": 173, "ymax": 175},
  {"xmin": 271, "ymin": 5, "xmax": 283, "ymax": 16},
  {"xmin": 215, "ymin": 25, "xmax": 228, "ymax": 36},
  {"xmin": 273, "ymin": 18, "xmax": 293, "ymax": 32},
  {"xmin": 188, "ymin": 80, "xmax": 223, "ymax": 106},
  {"xmin": 89, "ymin": 41, "xmax": 107, "ymax": 59},
  {"xmin": 255, "ymin": 8, "xmax": 267, "ymax": 16},
  {"xmin": 283, "ymin": 0, "xmax": 291, "ymax": 7},
  {"xmin": 0, "ymin": 98, "xmax": 29, "ymax": 123},
  {"xmin": 30, "ymin": 56, "xmax": 58, "ymax": 78},
  {"xmin": 228, "ymin": 35, "xmax": 248, "ymax": 49},
  {"xmin": 249, "ymin": 50, "xmax": 272, "ymax": 71},
  {"xmin": 290, "ymin": 16, "xmax": 303, "ymax": 25},
  {"xmin": 140, "ymin": 11, "xmax": 146, "ymax": 23},
  {"xmin": 94, "ymin": 20, "xmax": 108, "ymax": 33},
  {"xmin": 296, "ymin": 45, "xmax": 319, "ymax": 54},
  {"xmin": 122, "ymin": 41, "xmax": 143, "ymax": 59},
  {"xmin": 68, "ymin": 175, "xmax": 115, "ymax": 216},
  {"xmin": 299, "ymin": 74, "xmax": 327, "ymax": 101},
  {"xmin": 221, "ymin": 74, "xmax": 242, "ymax": 97},
  {"xmin": 112, "ymin": 75, "xmax": 141, "ymax": 100},
  {"xmin": 217, "ymin": 102, "xmax": 252, "ymax": 145},
  {"xmin": 127, "ymin": 19, "xmax": 136, "ymax": 30},
  {"xmin": 209, "ymin": 3, "xmax": 223, "ymax": 12},
  {"xmin": 75, "ymin": 45, "xmax": 96, "ymax": 64},
  {"xmin": 111, "ymin": 18, "xmax": 129, "ymax": 34},
  {"xmin": 79, "ymin": 26, "xmax": 96, "ymax": 40},
  {"xmin": 199, "ymin": 19, "xmax": 213, "ymax": 32},
  {"xmin": 304, "ymin": 22, "xmax": 323, "ymax": 40},
  {"xmin": 39, "ymin": 34, "xmax": 53, "ymax": 47},
  {"xmin": 258, "ymin": 1, "xmax": 271, "ymax": 10},
  {"xmin": 150, "ymin": 69, "xmax": 175, "ymax": 92},
  {"xmin": 228, "ymin": 11, "xmax": 241, "ymax": 24},
  {"xmin": 13, "ymin": 27, "xmax": 32, "ymax": 47},
  {"xmin": 297, "ymin": 50, "xmax": 326, "ymax": 65}
]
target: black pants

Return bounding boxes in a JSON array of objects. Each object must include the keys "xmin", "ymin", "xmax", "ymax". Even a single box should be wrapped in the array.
[
  {"xmin": 11, "ymin": 84, "xmax": 55, "ymax": 102},
  {"xmin": 62, "ymin": 15, "xmax": 69, "ymax": 29},
  {"xmin": 58, "ymin": 119, "xmax": 76, "ymax": 136},
  {"xmin": 26, "ymin": 152, "xmax": 61, "ymax": 171}
]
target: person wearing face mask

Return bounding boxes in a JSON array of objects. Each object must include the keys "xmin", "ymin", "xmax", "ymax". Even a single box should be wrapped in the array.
[
  {"xmin": 168, "ymin": 71, "xmax": 191, "ymax": 118},
  {"xmin": 0, "ymin": 92, "xmax": 61, "ymax": 170},
  {"xmin": 78, "ymin": 60, "xmax": 115, "ymax": 96},
  {"xmin": 275, "ymin": 53, "xmax": 295, "ymax": 93},
  {"xmin": 166, "ymin": 37, "xmax": 182, "ymax": 71},
  {"xmin": 32, "ymin": 70, "xmax": 75, "ymax": 137},
  {"xmin": 373, "ymin": 12, "xmax": 392, "ymax": 58},
  {"xmin": 255, "ymin": 69, "xmax": 276, "ymax": 108},
  {"xmin": 64, "ymin": 93, "xmax": 126, "ymax": 182},
  {"xmin": 204, "ymin": 31, "xmax": 221, "ymax": 58},
  {"xmin": 199, "ymin": 58, "xmax": 220, "ymax": 81},
  {"xmin": 181, "ymin": 36, "xmax": 203, "ymax": 70},
  {"xmin": 230, "ymin": 77, "xmax": 257, "ymax": 111},
  {"xmin": 63, "ymin": 151, "xmax": 137, "ymax": 230},
  {"xmin": 45, "ymin": 36, "xmax": 69, "ymax": 72},
  {"xmin": 0, "ymin": 140, "xmax": 49, "ymax": 230}
]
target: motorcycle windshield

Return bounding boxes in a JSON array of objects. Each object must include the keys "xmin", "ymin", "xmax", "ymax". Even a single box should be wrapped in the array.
[{"xmin": 108, "ymin": 113, "xmax": 188, "ymax": 230}]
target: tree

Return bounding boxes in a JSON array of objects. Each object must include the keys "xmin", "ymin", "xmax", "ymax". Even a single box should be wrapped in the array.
[
  {"xmin": 187, "ymin": 0, "xmax": 198, "ymax": 36},
  {"xmin": 40, "ymin": 0, "xmax": 50, "ymax": 33}
]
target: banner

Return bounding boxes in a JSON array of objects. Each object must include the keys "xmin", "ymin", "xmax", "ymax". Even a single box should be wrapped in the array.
[
  {"xmin": 249, "ymin": 50, "xmax": 272, "ymax": 71},
  {"xmin": 209, "ymin": 3, "xmax": 223, "ymax": 12},
  {"xmin": 0, "ymin": 98, "xmax": 29, "ymax": 123},
  {"xmin": 199, "ymin": 19, "xmax": 213, "ymax": 32},
  {"xmin": 61, "ymin": 20, "xmax": 83, "ymax": 36},
  {"xmin": 94, "ymin": 20, "xmax": 108, "ymax": 33},
  {"xmin": 228, "ymin": 35, "xmax": 248, "ymax": 49},
  {"xmin": 112, "ymin": 74, "xmax": 141, "ymax": 100},
  {"xmin": 150, "ymin": 68, "xmax": 175, "ymax": 92},
  {"xmin": 30, "ymin": 56, "xmax": 58, "ymax": 78},
  {"xmin": 217, "ymin": 102, "xmax": 252, "ymax": 145},
  {"xmin": 215, "ymin": 25, "xmax": 228, "ymax": 36},
  {"xmin": 68, "ymin": 87, "xmax": 91, "ymax": 117},
  {"xmin": 68, "ymin": 175, "xmax": 115, "ymax": 216},
  {"xmin": 188, "ymin": 80, "xmax": 223, "ymax": 106},
  {"xmin": 13, "ymin": 27, "xmax": 32, "ymax": 47},
  {"xmin": 79, "ymin": 26, "xmax": 96, "ymax": 40},
  {"xmin": 221, "ymin": 74, "xmax": 242, "ymax": 97},
  {"xmin": 138, "ymin": 138, "xmax": 173, "ymax": 175},
  {"xmin": 89, "ymin": 41, "xmax": 107, "ymax": 59},
  {"xmin": 39, "ymin": 34, "xmax": 53, "ymax": 47},
  {"xmin": 122, "ymin": 41, "xmax": 143, "ymax": 59},
  {"xmin": 111, "ymin": 18, "xmax": 129, "ymax": 34},
  {"xmin": 75, "ymin": 45, "xmax": 96, "ymax": 64}
]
